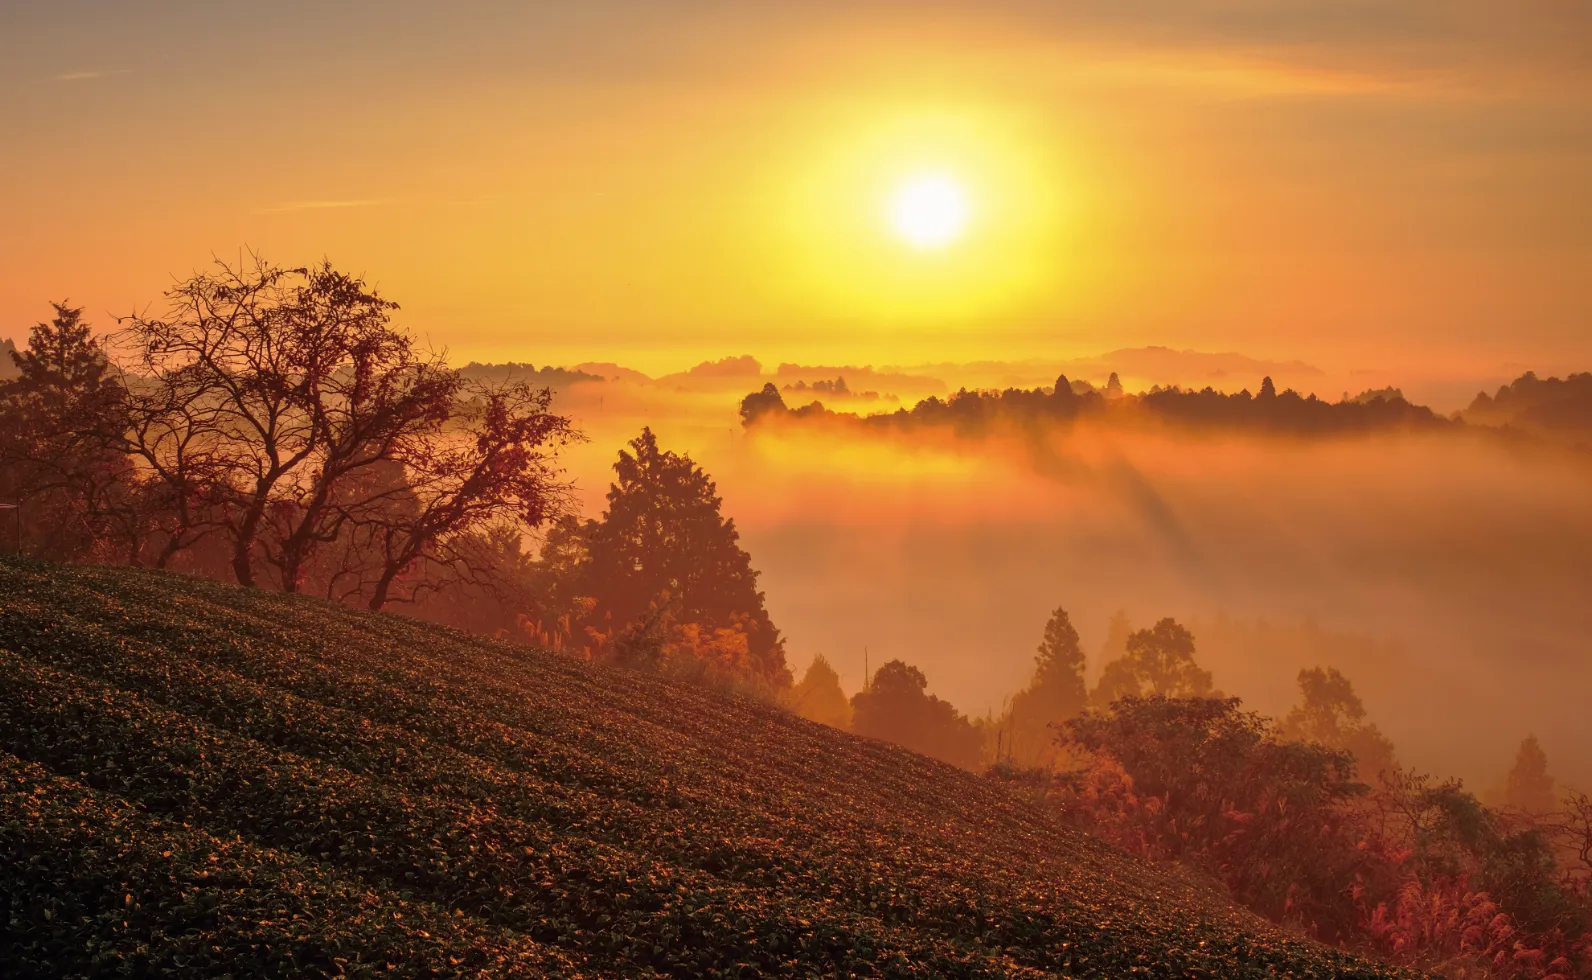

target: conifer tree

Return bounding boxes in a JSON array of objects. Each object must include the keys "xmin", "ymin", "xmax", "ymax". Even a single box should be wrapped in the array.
[
  {"xmin": 1504, "ymin": 735, "xmax": 1556, "ymax": 812},
  {"xmin": 583, "ymin": 428, "xmax": 787, "ymax": 684}
]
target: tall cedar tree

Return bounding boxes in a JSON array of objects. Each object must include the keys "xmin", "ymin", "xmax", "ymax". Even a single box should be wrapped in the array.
[
  {"xmin": 786, "ymin": 654, "xmax": 852, "ymax": 729},
  {"xmin": 0, "ymin": 305, "xmax": 141, "ymax": 560},
  {"xmin": 1016, "ymin": 606, "xmax": 1088, "ymax": 722},
  {"xmin": 582, "ymin": 428, "xmax": 786, "ymax": 683},
  {"xmin": 1000, "ymin": 606, "xmax": 1089, "ymax": 765},
  {"xmin": 1504, "ymin": 735, "xmax": 1556, "ymax": 813}
]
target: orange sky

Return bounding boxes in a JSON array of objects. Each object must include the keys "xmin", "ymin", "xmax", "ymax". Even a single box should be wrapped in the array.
[{"xmin": 3, "ymin": 1, "xmax": 1590, "ymax": 375}]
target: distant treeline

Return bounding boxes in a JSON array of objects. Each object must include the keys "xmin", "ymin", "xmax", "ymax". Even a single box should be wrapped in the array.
[
  {"xmin": 457, "ymin": 361, "xmax": 605, "ymax": 388},
  {"xmin": 743, "ymin": 371, "xmax": 1592, "ymax": 443},
  {"xmin": 1465, "ymin": 371, "xmax": 1592, "ymax": 445}
]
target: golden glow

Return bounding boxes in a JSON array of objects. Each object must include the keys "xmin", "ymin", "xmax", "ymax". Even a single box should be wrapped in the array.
[
  {"xmin": 777, "ymin": 105, "xmax": 1070, "ymax": 327},
  {"xmin": 888, "ymin": 174, "xmax": 971, "ymax": 250}
]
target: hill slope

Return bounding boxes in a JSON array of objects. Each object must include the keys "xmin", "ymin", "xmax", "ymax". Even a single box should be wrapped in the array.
[{"xmin": 0, "ymin": 558, "xmax": 1410, "ymax": 978}]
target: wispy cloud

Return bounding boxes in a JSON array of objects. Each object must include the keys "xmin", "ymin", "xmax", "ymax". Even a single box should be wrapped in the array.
[
  {"xmin": 1065, "ymin": 51, "xmax": 1436, "ymax": 100},
  {"xmin": 56, "ymin": 69, "xmax": 131, "ymax": 82},
  {"xmin": 257, "ymin": 199, "xmax": 394, "ymax": 215}
]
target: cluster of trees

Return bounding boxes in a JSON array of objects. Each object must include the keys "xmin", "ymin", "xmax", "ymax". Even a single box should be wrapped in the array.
[
  {"xmin": 778, "ymin": 376, "xmax": 890, "ymax": 403},
  {"xmin": 457, "ymin": 361, "xmax": 604, "ymax": 389},
  {"xmin": 0, "ymin": 259, "xmax": 789, "ymax": 694},
  {"xmin": 781, "ymin": 654, "xmax": 984, "ymax": 768},
  {"xmin": 1464, "ymin": 371, "xmax": 1592, "ymax": 446},
  {"xmin": 1043, "ymin": 694, "xmax": 1592, "ymax": 978},
  {"xmin": 782, "ymin": 608, "xmax": 1210, "ymax": 771},
  {"xmin": 0, "ymin": 262, "xmax": 575, "ymax": 609},
  {"xmin": 741, "ymin": 374, "xmax": 1452, "ymax": 437},
  {"xmin": 786, "ymin": 603, "xmax": 1592, "ymax": 977}
]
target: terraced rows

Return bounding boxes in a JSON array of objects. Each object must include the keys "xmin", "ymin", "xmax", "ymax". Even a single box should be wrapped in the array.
[{"xmin": 0, "ymin": 558, "xmax": 1413, "ymax": 978}]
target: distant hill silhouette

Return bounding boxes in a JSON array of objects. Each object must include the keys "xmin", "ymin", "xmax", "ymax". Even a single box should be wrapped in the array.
[
  {"xmin": 457, "ymin": 361, "xmax": 603, "ymax": 387},
  {"xmin": 777, "ymin": 362, "xmax": 948, "ymax": 396},
  {"xmin": 1463, "ymin": 371, "xmax": 1592, "ymax": 446}
]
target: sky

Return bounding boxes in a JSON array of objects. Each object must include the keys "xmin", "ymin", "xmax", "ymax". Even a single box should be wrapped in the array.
[
  {"xmin": 3, "ymin": 1, "xmax": 1591, "ymax": 786},
  {"xmin": 3, "ymin": 1, "xmax": 1591, "ymax": 376}
]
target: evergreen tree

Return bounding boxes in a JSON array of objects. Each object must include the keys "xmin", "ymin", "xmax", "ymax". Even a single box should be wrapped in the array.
[
  {"xmin": 1504, "ymin": 735, "xmax": 1556, "ymax": 812},
  {"xmin": 786, "ymin": 654, "xmax": 851, "ymax": 730},
  {"xmin": 1011, "ymin": 607, "xmax": 1087, "ymax": 725},
  {"xmin": 1002, "ymin": 606, "xmax": 1089, "ymax": 766},
  {"xmin": 1050, "ymin": 374, "xmax": 1078, "ymax": 411},
  {"xmin": 582, "ymin": 428, "xmax": 787, "ymax": 684},
  {"xmin": 0, "ymin": 304, "xmax": 136, "ymax": 559}
]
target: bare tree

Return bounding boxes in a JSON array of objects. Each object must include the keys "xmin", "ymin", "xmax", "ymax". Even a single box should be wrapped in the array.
[
  {"xmin": 345, "ymin": 379, "xmax": 575, "ymax": 610},
  {"xmin": 117, "ymin": 255, "xmax": 573, "ymax": 603},
  {"xmin": 119, "ymin": 256, "xmax": 467, "ymax": 591}
]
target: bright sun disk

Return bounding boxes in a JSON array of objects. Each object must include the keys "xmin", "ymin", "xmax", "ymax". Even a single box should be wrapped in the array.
[{"xmin": 887, "ymin": 174, "xmax": 970, "ymax": 250}]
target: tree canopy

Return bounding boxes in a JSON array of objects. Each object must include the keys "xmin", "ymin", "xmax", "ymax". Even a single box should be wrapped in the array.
[
  {"xmin": 1094, "ymin": 617, "xmax": 1213, "ymax": 703},
  {"xmin": 1279, "ymin": 666, "xmax": 1397, "ymax": 782}
]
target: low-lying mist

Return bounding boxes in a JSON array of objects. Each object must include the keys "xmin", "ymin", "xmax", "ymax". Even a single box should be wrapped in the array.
[{"xmin": 552, "ymin": 380, "xmax": 1592, "ymax": 790}]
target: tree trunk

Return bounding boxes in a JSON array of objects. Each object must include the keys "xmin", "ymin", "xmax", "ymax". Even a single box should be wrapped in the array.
[
  {"xmin": 367, "ymin": 570, "xmax": 396, "ymax": 612},
  {"xmin": 280, "ymin": 554, "xmax": 302, "ymax": 594},
  {"xmin": 232, "ymin": 514, "xmax": 260, "ymax": 588}
]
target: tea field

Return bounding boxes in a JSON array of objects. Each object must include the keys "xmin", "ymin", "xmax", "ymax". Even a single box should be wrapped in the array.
[{"xmin": 0, "ymin": 557, "xmax": 1415, "ymax": 978}]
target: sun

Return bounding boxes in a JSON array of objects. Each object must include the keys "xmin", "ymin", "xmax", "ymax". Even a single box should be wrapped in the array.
[{"xmin": 887, "ymin": 173, "xmax": 970, "ymax": 250}]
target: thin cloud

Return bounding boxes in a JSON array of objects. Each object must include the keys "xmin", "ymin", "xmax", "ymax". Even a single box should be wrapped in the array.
[
  {"xmin": 1116, "ymin": 54, "xmax": 1430, "ymax": 98},
  {"xmin": 257, "ymin": 199, "xmax": 394, "ymax": 215},
  {"xmin": 56, "ymin": 69, "xmax": 132, "ymax": 82}
]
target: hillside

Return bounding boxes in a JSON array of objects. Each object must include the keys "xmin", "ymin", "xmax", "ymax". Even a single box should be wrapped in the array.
[{"xmin": 0, "ymin": 558, "xmax": 1412, "ymax": 978}]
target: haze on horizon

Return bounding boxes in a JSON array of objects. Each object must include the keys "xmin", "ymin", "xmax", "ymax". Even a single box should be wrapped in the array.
[
  {"xmin": 4, "ymin": 0, "xmax": 1592, "ymax": 793},
  {"xmin": 3, "ymin": 0, "xmax": 1591, "ymax": 379}
]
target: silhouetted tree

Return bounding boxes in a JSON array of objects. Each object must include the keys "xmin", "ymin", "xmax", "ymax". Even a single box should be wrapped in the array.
[
  {"xmin": 1002, "ymin": 606, "xmax": 1089, "ymax": 764},
  {"xmin": 0, "ymin": 304, "xmax": 141, "ymax": 560},
  {"xmin": 1094, "ymin": 617, "xmax": 1212, "ymax": 703},
  {"xmin": 785, "ymin": 653, "xmax": 851, "ymax": 729},
  {"xmin": 1504, "ymin": 736, "xmax": 1556, "ymax": 814},
  {"xmin": 117, "ymin": 257, "xmax": 544, "ymax": 595},
  {"xmin": 1280, "ymin": 666, "xmax": 1398, "ymax": 782},
  {"xmin": 739, "ymin": 382, "xmax": 787, "ymax": 426},
  {"xmin": 852, "ymin": 659, "xmax": 981, "ymax": 768},
  {"xmin": 580, "ymin": 428, "xmax": 787, "ymax": 684},
  {"xmin": 347, "ymin": 379, "xmax": 574, "ymax": 610}
]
